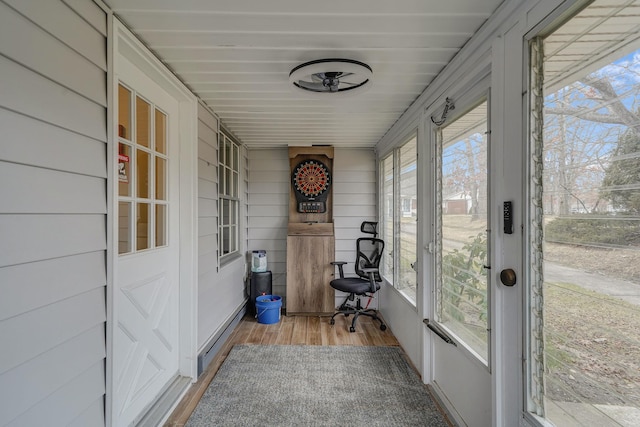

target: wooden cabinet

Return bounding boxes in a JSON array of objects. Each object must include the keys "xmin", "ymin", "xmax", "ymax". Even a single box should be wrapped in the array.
[
  {"xmin": 286, "ymin": 146, "xmax": 335, "ymax": 315},
  {"xmin": 286, "ymin": 224, "xmax": 335, "ymax": 314}
]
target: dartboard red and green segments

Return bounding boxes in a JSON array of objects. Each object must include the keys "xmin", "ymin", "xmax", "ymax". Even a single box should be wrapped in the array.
[{"xmin": 292, "ymin": 159, "xmax": 331, "ymax": 197}]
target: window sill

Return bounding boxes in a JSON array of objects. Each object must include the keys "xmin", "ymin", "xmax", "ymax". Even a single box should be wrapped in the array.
[
  {"xmin": 219, "ymin": 252, "xmax": 243, "ymax": 269},
  {"xmin": 383, "ymin": 279, "xmax": 418, "ymax": 311}
]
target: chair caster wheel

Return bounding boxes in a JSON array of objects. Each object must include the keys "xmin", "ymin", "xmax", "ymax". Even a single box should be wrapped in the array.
[
  {"xmin": 349, "ymin": 326, "xmax": 356, "ymax": 333},
  {"xmin": 330, "ymin": 318, "xmax": 335, "ymax": 325},
  {"xmin": 380, "ymin": 324, "xmax": 387, "ymax": 331}
]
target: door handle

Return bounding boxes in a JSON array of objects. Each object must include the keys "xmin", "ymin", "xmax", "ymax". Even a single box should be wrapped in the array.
[
  {"xmin": 423, "ymin": 319, "xmax": 457, "ymax": 346},
  {"xmin": 500, "ymin": 268, "xmax": 517, "ymax": 286}
]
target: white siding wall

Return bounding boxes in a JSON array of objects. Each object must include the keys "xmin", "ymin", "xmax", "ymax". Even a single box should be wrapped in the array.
[
  {"xmin": 0, "ymin": 1, "xmax": 107, "ymax": 426},
  {"xmin": 247, "ymin": 148, "xmax": 377, "ymax": 307},
  {"xmin": 197, "ymin": 104, "xmax": 248, "ymax": 351},
  {"xmin": 333, "ymin": 149, "xmax": 378, "ymax": 306},
  {"xmin": 247, "ymin": 149, "xmax": 289, "ymax": 297}
]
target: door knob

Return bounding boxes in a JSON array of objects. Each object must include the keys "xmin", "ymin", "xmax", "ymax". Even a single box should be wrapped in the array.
[{"xmin": 500, "ymin": 269, "xmax": 517, "ymax": 287}]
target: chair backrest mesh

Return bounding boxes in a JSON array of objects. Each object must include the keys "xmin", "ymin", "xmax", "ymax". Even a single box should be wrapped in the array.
[
  {"xmin": 360, "ymin": 221, "xmax": 378, "ymax": 236},
  {"xmin": 355, "ymin": 237, "xmax": 384, "ymax": 282}
]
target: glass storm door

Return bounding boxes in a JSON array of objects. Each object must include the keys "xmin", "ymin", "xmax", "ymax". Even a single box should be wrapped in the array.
[{"xmin": 431, "ymin": 99, "xmax": 492, "ymax": 427}]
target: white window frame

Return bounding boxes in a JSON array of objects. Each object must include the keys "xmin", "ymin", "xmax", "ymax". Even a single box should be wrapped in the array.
[
  {"xmin": 218, "ymin": 129, "xmax": 240, "ymax": 261},
  {"xmin": 379, "ymin": 132, "xmax": 418, "ymax": 306}
]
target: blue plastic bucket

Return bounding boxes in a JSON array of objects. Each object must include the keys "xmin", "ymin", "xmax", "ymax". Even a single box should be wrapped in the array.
[{"xmin": 256, "ymin": 295, "xmax": 282, "ymax": 324}]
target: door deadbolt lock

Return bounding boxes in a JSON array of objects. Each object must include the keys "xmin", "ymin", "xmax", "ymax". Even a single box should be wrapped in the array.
[{"xmin": 500, "ymin": 269, "xmax": 517, "ymax": 287}]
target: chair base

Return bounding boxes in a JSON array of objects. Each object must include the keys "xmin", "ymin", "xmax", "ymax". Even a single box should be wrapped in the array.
[{"xmin": 329, "ymin": 293, "xmax": 387, "ymax": 333}]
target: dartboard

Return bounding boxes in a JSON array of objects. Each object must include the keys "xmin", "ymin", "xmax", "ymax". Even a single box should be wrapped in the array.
[{"xmin": 292, "ymin": 159, "xmax": 331, "ymax": 198}]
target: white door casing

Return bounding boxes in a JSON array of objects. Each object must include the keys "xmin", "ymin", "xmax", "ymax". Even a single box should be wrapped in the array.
[{"xmin": 108, "ymin": 19, "xmax": 198, "ymax": 427}]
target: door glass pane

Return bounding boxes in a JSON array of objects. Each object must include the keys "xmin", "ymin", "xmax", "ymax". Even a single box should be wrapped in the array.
[
  {"xmin": 399, "ymin": 137, "xmax": 418, "ymax": 303},
  {"xmin": 155, "ymin": 109, "xmax": 166, "ymax": 154},
  {"xmin": 156, "ymin": 157, "xmax": 166, "ymax": 200},
  {"xmin": 438, "ymin": 100, "xmax": 489, "ymax": 363},
  {"xmin": 118, "ymin": 143, "xmax": 131, "ymax": 197},
  {"xmin": 118, "ymin": 202, "xmax": 132, "ymax": 254},
  {"xmin": 137, "ymin": 149, "xmax": 150, "ymax": 199},
  {"xmin": 381, "ymin": 155, "xmax": 394, "ymax": 283},
  {"xmin": 531, "ymin": 2, "xmax": 640, "ymax": 422},
  {"xmin": 118, "ymin": 83, "xmax": 170, "ymax": 255},
  {"xmin": 118, "ymin": 85, "xmax": 131, "ymax": 140},
  {"xmin": 136, "ymin": 202, "xmax": 150, "ymax": 251},
  {"xmin": 136, "ymin": 96, "xmax": 151, "ymax": 148},
  {"xmin": 156, "ymin": 204, "xmax": 167, "ymax": 247}
]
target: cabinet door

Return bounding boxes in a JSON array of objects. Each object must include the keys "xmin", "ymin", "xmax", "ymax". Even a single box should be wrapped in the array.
[{"xmin": 286, "ymin": 235, "xmax": 335, "ymax": 314}]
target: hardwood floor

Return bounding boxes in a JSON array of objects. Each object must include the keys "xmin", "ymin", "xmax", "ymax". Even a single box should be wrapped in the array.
[{"xmin": 164, "ymin": 313, "xmax": 401, "ymax": 426}]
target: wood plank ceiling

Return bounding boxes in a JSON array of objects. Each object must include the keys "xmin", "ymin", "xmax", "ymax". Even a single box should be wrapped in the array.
[{"xmin": 105, "ymin": 0, "xmax": 504, "ymax": 148}]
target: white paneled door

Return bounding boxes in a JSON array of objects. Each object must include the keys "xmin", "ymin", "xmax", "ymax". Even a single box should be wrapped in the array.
[{"xmin": 112, "ymin": 54, "xmax": 181, "ymax": 426}]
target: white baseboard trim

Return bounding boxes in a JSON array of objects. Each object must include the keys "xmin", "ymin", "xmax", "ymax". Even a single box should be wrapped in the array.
[{"xmin": 197, "ymin": 302, "xmax": 247, "ymax": 376}]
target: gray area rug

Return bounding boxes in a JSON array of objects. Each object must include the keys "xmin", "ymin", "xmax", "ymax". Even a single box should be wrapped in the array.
[{"xmin": 186, "ymin": 345, "xmax": 450, "ymax": 426}]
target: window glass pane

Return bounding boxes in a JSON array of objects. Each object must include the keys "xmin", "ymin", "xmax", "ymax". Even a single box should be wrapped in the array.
[
  {"xmin": 136, "ymin": 96, "xmax": 151, "ymax": 148},
  {"xmin": 225, "ymin": 167, "xmax": 231, "ymax": 196},
  {"xmin": 531, "ymin": 3, "xmax": 640, "ymax": 422},
  {"xmin": 222, "ymin": 227, "xmax": 230, "ymax": 255},
  {"xmin": 155, "ymin": 109, "xmax": 166, "ymax": 154},
  {"xmin": 381, "ymin": 155, "xmax": 394, "ymax": 283},
  {"xmin": 219, "ymin": 137, "xmax": 225, "ymax": 167},
  {"xmin": 118, "ymin": 143, "xmax": 131, "ymax": 197},
  {"xmin": 218, "ymin": 164, "xmax": 224, "ymax": 195},
  {"xmin": 225, "ymin": 138, "xmax": 231, "ymax": 166},
  {"xmin": 233, "ymin": 143, "xmax": 239, "ymax": 171},
  {"xmin": 222, "ymin": 198, "xmax": 230, "ymax": 226},
  {"xmin": 118, "ymin": 202, "xmax": 132, "ymax": 254},
  {"xmin": 118, "ymin": 84, "xmax": 131, "ymax": 140},
  {"xmin": 230, "ymin": 225, "xmax": 237, "ymax": 253},
  {"xmin": 232, "ymin": 171, "xmax": 238, "ymax": 198},
  {"xmin": 399, "ymin": 137, "xmax": 418, "ymax": 303},
  {"xmin": 136, "ymin": 202, "xmax": 150, "ymax": 251},
  {"xmin": 156, "ymin": 157, "xmax": 166, "ymax": 201},
  {"xmin": 156, "ymin": 204, "xmax": 167, "ymax": 247},
  {"xmin": 439, "ymin": 101, "xmax": 489, "ymax": 363},
  {"xmin": 136, "ymin": 149, "xmax": 150, "ymax": 199}
]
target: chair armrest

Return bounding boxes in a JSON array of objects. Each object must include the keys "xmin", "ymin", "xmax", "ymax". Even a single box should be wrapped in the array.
[
  {"xmin": 361, "ymin": 268, "xmax": 379, "ymax": 293},
  {"xmin": 331, "ymin": 261, "xmax": 347, "ymax": 278}
]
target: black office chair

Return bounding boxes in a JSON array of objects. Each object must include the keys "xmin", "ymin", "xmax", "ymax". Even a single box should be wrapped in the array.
[{"xmin": 329, "ymin": 221, "xmax": 387, "ymax": 333}]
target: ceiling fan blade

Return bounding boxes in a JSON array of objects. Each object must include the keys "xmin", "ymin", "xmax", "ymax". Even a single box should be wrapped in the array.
[
  {"xmin": 311, "ymin": 73, "xmax": 326, "ymax": 82},
  {"xmin": 339, "ymin": 81, "xmax": 359, "ymax": 86},
  {"xmin": 296, "ymin": 80, "xmax": 328, "ymax": 92}
]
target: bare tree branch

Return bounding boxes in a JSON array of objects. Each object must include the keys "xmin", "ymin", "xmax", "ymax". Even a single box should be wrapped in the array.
[
  {"xmin": 580, "ymin": 74, "xmax": 640, "ymax": 135},
  {"xmin": 544, "ymin": 107, "xmax": 626, "ymax": 125}
]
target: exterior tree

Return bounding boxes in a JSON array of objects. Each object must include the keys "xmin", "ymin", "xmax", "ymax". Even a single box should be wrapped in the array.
[
  {"xmin": 543, "ymin": 66, "xmax": 640, "ymax": 215},
  {"xmin": 601, "ymin": 128, "xmax": 640, "ymax": 214}
]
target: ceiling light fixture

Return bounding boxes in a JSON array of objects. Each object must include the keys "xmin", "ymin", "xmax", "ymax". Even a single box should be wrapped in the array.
[{"xmin": 289, "ymin": 58, "xmax": 373, "ymax": 96}]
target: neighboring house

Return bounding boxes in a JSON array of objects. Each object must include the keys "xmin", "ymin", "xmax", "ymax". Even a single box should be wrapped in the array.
[
  {"xmin": 1, "ymin": 1, "xmax": 637, "ymax": 427},
  {"xmin": 444, "ymin": 192, "xmax": 472, "ymax": 215}
]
